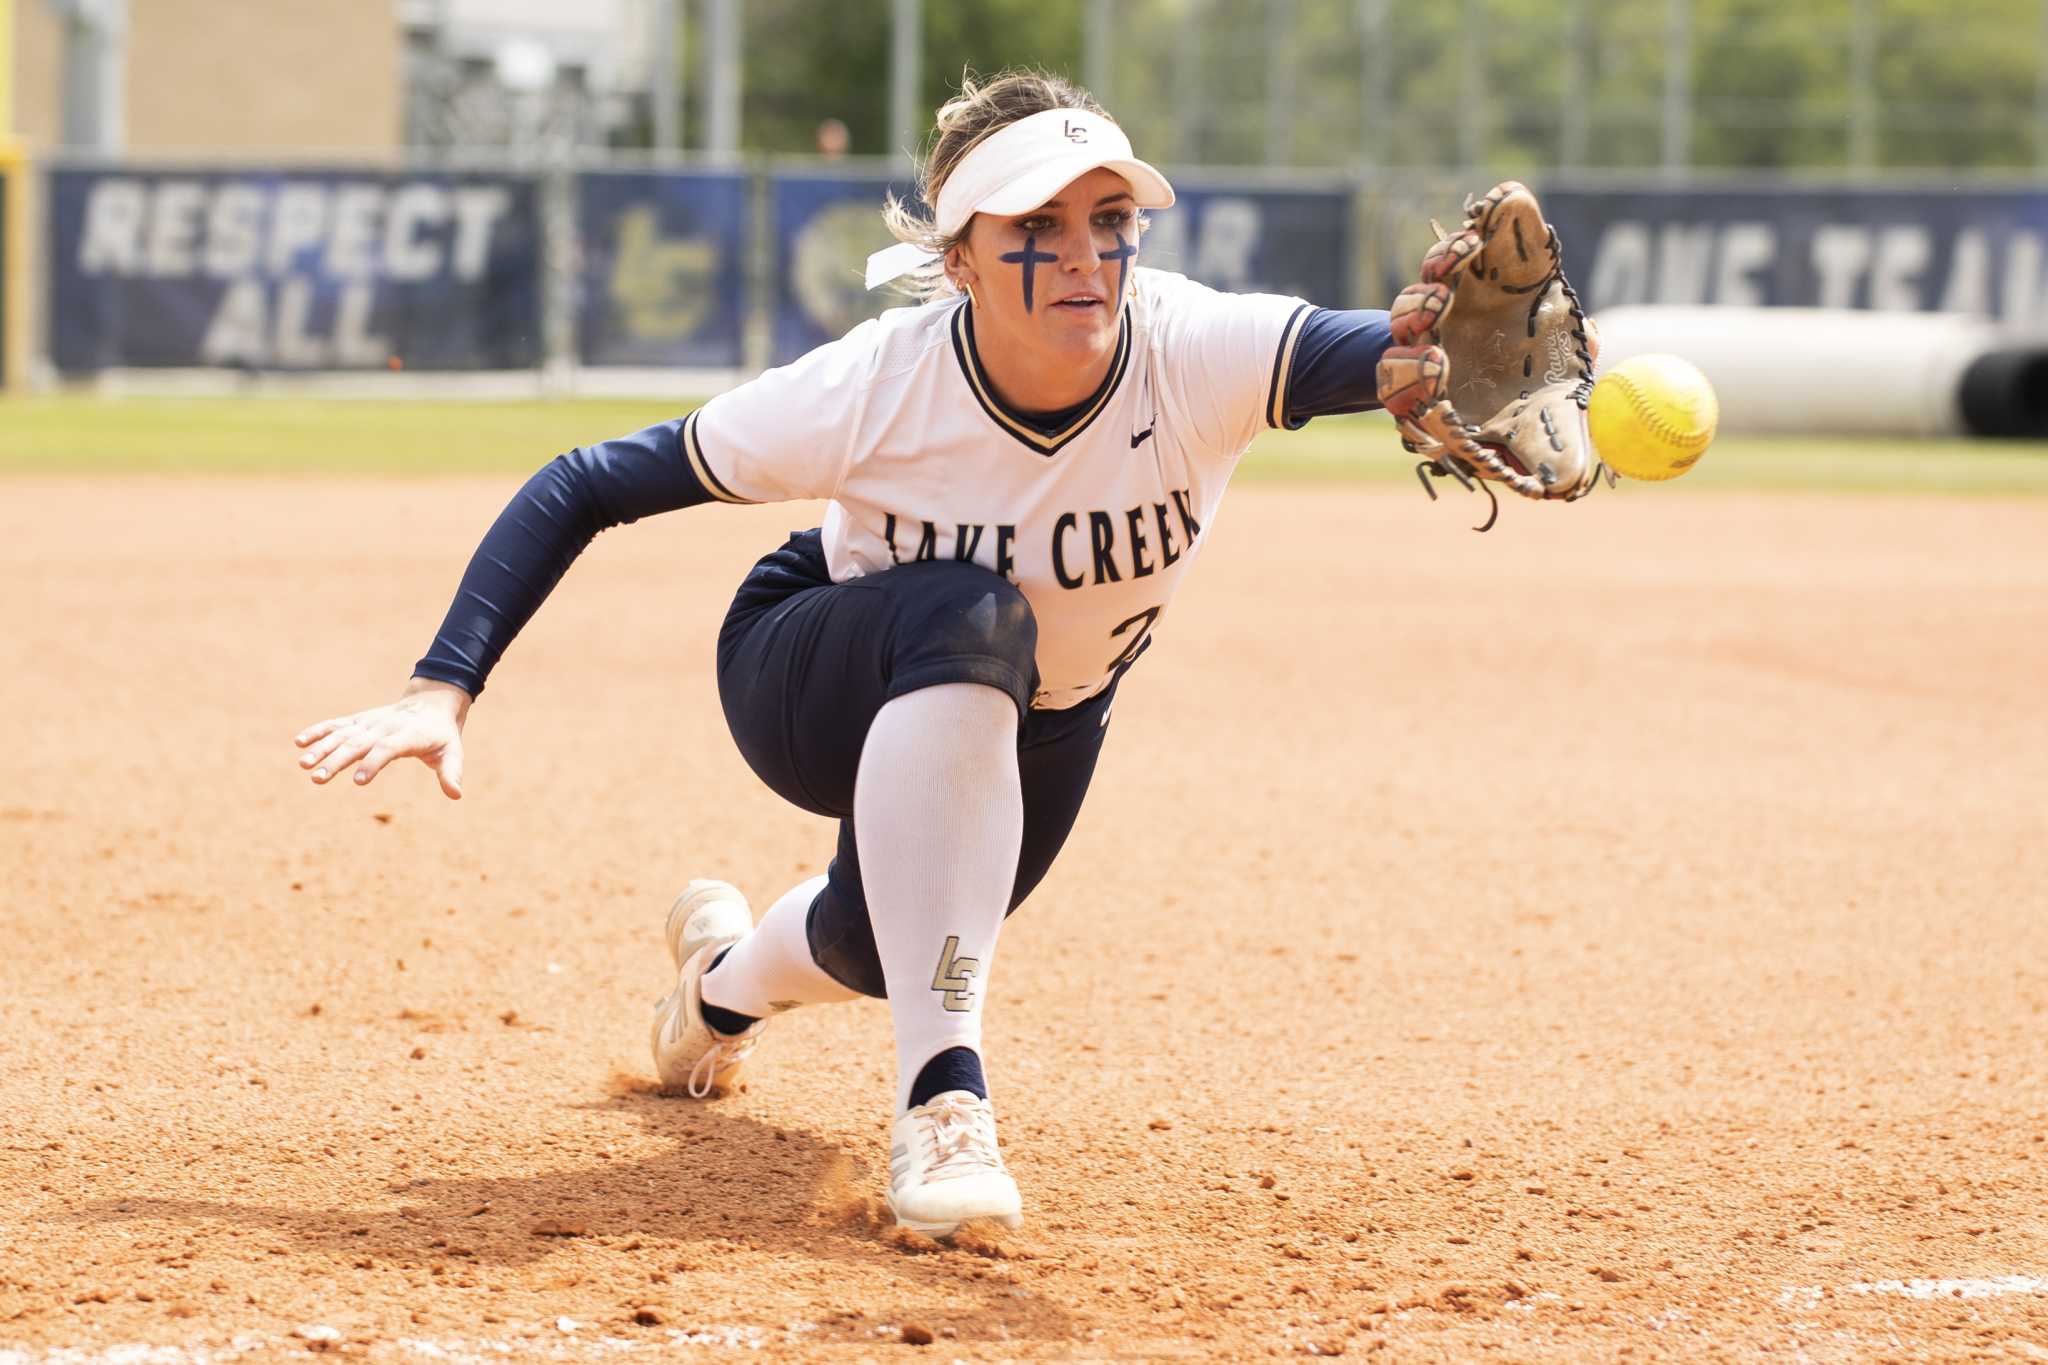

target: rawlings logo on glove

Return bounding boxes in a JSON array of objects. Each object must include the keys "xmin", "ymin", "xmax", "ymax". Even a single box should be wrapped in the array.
[{"xmin": 1376, "ymin": 181, "xmax": 1611, "ymax": 531}]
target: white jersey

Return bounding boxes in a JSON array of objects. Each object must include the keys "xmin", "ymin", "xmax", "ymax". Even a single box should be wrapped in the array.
[{"xmin": 682, "ymin": 268, "xmax": 1311, "ymax": 710}]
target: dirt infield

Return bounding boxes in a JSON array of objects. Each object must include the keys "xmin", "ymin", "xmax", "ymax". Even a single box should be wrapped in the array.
[{"xmin": 3, "ymin": 477, "xmax": 2045, "ymax": 1362}]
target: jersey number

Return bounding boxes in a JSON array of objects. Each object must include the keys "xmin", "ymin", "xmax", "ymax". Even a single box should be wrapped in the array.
[{"xmin": 1105, "ymin": 605, "xmax": 1161, "ymax": 677}]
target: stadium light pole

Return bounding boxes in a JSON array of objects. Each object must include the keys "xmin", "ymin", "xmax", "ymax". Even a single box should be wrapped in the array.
[
  {"xmin": 1661, "ymin": 0, "xmax": 1691, "ymax": 178},
  {"xmin": 1848, "ymin": 0, "xmax": 1875, "ymax": 171},
  {"xmin": 704, "ymin": 0, "xmax": 739, "ymax": 161},
  {"xmin": 56, "ymin": 0, "xmax": 127, "ymax": 151},
  {"xmin": 1083, "ymin": 0, "xmax": 1113, "ymax": 107},
  {"xmin": 652, "ymin": 0, "xmax": 682, "ymax": 154},
  {"xmin": 1172, "ymin": 0, "xmax": 1205, "ymax": 164},
  {"xmin": 890, "ymin": 0, "xmax": 921, "ymax": 168},
  {"xmin": 1457, "ymin": 0, "xmax": 1483, "ymax": 173},
  {"xmin": 1, "ymin": 0, "xmax": 39, "ymax": 398},
  {"xmin": 0, "ymin": 0, "xmax": 11, "ymax": 138},
  {"xmin": 1559, "ymin": 0, "xmax": 1588, "ymax": 173},
  {"xmin": 2036, "ymin": 0, "xmax": 2048, "ymax": 171},
  {"xmin": 1266, "ymin": 0, "xmax": 1296, "ymax": 166},
  {"xmin": 1356, "ymin": 0, "xmax": 1387, "ymax": 175}
]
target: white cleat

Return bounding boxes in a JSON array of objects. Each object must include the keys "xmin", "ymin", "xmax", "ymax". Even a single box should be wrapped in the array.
[
  {"xmin": 650, "ymin": 879, "xmax": 764, "ymax": 1098},
  {"xmin": 886, "ymin": 1090, "xmax": 1023, "ymax": 1237}
]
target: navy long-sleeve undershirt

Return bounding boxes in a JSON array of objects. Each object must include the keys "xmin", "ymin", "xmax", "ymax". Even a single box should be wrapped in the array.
[
  {"xmin": 411, "ymin": 417, "xmax": 715, "ymax": 697},
  {"xmin": 411, "ymin": 307, "xmax": 1390, "ymax": 699},
  {"xmin": 1281, "ymin": 307, "xmax": 1393, "ymax": 427}
]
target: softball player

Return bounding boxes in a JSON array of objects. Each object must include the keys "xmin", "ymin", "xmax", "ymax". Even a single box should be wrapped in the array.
[{"xmin": 294, "ymin": 70, "xmax": 1392, "ymax": 1239}]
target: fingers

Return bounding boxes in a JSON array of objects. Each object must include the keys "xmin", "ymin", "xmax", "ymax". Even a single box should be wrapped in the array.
[
  {"xmin": 306, "ymin": 733, "xmax": 376, "ymax": 784},
  {"xmin": 433, "ymin": 742, "xmax": 465, "ymax": 800},
  {"xmin": 295, "ymin": 716, "xmax": 464, "ymax": 794},
  {"xmin": 298, "ymin": 714, "xmax": 395, "ymax": 783},
  {"xmin": 1464, "ymin": 180, "xmax": 1527, "ymax": 234},
  {"xmin": 1376, "ymin": 343, "xmax": 1450, "ymax": 419},
  {"xmin": 294, "ymin": 717, "xmax": 346, "ymax": 748},
  {"xmin": 1420, "ymin": 228, "xmax": 1483, "ymax": 287},
  {"xmin": 297, "ymin": 728, "xmax": 355, "ymax": 778},
  {"xmin": 296, "ymin": 700, "xmax": 467, "ymax": 794},
  {"xmin": 1479, "ymin": 191, "xmax": 1557, "ymax": 289},
  {"xmin": 1388, "ymin": 282, "xmax": 1451, "ymax": 347},
  {"xmin": 352, "ymin": 740, "xmax": 403, "ymax": 787}
]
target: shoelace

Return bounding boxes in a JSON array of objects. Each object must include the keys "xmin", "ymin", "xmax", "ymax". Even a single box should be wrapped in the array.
[
  {"xmin": 919, "ymin": 1096, "xmax": 1004, "ymax": 1181},
  {"xmin": 685, "ymin": 1030, "xmax": 758, "ymax": 1100}
]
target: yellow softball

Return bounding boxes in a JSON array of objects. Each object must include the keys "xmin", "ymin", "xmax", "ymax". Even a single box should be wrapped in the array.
[{"xmin": 1587, "ymin": 354, "xmax": 1719, "ymax": 482}]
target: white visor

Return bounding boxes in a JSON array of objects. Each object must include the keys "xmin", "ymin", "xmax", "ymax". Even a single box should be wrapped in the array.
[
  {"xmin": 933, "ymin": 107, "xmax": 1174, "ymax": 236},
  {"xmin": 864, "ymin": 107, "xmax": 1174, "ymax": 290}
]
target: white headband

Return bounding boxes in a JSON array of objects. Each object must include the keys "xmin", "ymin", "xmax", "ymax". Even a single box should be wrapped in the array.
[{"xmin": 864, "ymin": 108, "xmax": 1175, "ymax": 290}]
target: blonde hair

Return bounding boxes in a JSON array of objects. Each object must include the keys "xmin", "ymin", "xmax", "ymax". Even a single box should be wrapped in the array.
[{"xmin": 880, "ymin": 69, "xmax": 1132, "ymax": 300}]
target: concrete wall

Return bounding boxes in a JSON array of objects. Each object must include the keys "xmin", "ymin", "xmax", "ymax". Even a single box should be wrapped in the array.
[
  {"xmin": 8, "ymin": 1, "xmax": 399, "ymax": 156},
  {"xmin": 127, "ymin": 0, "xmax": 400, "ymax": 156},
  {"xmin": 12, "ymin": 0, "xmax": 63, "ymax": 150}
]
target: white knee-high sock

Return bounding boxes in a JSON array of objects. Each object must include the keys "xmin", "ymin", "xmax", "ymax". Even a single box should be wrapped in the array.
[
  {"xmin": 854, "ymin": 683, "xmax": 1023, "ymax": 1113},
  {"xmin": 700, "ymin": 874, "xmax": 861, "ymax": 1017}
]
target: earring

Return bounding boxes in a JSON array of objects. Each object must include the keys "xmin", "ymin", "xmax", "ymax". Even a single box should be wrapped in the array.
[{"xmin": 965, "ymin": 282, "xmax": 981, "ymax": 309}]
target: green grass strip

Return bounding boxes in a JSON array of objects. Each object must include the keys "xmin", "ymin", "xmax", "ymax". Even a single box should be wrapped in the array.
[{"xmin": 3, "ymin": 397, "xmax": 2047, "ymax": 494}]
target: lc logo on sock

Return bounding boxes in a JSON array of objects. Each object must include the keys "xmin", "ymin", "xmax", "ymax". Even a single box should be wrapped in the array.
[{"xmin": 930, "ymin": 936, "xmax": 980, "ymax": 1012}]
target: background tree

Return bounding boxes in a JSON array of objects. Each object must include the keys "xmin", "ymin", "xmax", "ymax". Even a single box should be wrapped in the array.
[{"xmin": 674, "ymin": 0, "xmax": 2048, "ymax": 174}]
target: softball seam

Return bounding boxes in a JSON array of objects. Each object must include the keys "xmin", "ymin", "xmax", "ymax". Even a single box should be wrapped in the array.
[{"xmin": 1609, "ymin": 371, "xmax": 1716, "ymax": 455}]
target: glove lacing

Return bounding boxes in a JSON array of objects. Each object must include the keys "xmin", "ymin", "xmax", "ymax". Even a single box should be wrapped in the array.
[{"xmin": 1410, "ymin": 236, "xmax": 1612, "ymax": 531}]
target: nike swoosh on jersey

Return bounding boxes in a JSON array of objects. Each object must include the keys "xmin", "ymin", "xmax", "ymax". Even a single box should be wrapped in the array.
[{"xmin": 1130, "ymin": 425, "xmax": 1155, "ymax": 449}]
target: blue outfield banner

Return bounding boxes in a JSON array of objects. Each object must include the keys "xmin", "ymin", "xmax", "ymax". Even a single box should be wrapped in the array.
[
  {"xmin": 48, "ymin": 167, "xmax": 542, "ymax": 371},
  {"xmin": 1136, "ymin": 183, "xmax": 1350, "ymax": 309},
  {"xmin": 577, "ymin": 170, "xmax": 748, "ymax": 368},
  {"xmin": 768, "ymin": 174, "xmax": 1352, "ymax": 366},
  {"xmin": 1540, "ymin": 185, "xmax": 2048, "ymax": 321},
  {"xmin": 769, "ymin": 172, "xmax": 916, "ymax": 366}
]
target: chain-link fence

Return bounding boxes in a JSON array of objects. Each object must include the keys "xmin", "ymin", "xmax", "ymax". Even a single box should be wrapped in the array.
[
  {"xmin": 1009, "ymin": 0, "xmax": 2048, "ymax": 178},
  {"xmin": 389, "ymin": 1, "xmax": 2048, "ymax": 178}
]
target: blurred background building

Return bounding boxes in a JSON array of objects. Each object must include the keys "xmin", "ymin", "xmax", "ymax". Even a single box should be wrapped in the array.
[
  {"xmin": 11, "ymin": 0, "xmax": 399, "ymax": 154},
  {"xmin": 6, "ymin": 0, "xmax": 2048, "ymax": 432},
  {"xmin": 13, "ymin": 0, "xmax": 2048, "ymax": 171}
]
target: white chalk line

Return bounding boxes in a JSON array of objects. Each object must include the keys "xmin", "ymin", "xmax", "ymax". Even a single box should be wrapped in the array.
[
  {"xmin": 0, "ymin": 1319, "xmax": 796, "ymax": 1365},
  {"xmin": 1779, "ymin": 1274, "xmax": 2048, "ymax": 1307},
  {"xmin": 13, "ymin": 1280, "xmax": 2044, "ymax": 1363}
]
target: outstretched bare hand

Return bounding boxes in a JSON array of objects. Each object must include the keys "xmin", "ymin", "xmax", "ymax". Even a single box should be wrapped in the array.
[{"xmin": 294, "ymin": 678, "xmax": 472, "ymax": 799}]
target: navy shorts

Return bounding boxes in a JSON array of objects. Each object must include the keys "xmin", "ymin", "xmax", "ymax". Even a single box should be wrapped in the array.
[{"xmin": 716, "ymin": 530, "xmax": 1118, "ymax": 998}]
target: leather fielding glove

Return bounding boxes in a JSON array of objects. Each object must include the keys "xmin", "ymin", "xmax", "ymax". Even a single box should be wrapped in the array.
[{"xmin": 1376, "ymin": 181, "xmax": 1609, "ymax": 530}]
